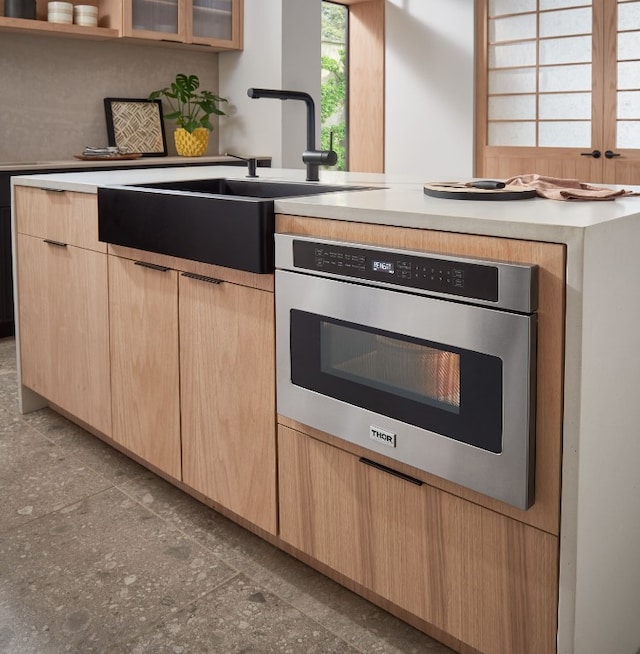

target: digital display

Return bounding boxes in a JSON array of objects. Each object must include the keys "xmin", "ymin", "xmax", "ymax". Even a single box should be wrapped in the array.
[{"xmin": 372, "ymin": 260, "xmax": 395, "ymax": 274}]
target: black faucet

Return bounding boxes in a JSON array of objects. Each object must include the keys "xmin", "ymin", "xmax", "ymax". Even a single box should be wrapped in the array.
[
  {"xmin": 225, "ymin": 152, "xmax": 258, "ymax": 178},
  {"xmin": 247, "ymin": 87, "xmax": 337, "ymax": 182}
]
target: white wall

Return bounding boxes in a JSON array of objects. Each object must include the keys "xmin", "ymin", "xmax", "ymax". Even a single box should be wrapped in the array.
[
  {"xmin": 219, "ymin": 0, "xmax": 474, "ymax": 177},
  {"xmin": 218, "ymin": 0, "xmax": 320, "ymax": 169},
  {"xmin": 384, "ymin": 0, "xmax": 475, "ymax": 178}
]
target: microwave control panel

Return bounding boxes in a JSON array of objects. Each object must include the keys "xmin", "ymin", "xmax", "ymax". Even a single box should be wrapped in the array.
[{"xmin": 292, "ymin": 239, "xmax": 499, "ymax": 302}]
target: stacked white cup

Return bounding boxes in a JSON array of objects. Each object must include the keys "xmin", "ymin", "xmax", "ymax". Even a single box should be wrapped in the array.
[
  {"xmin": 74, "ymin": 4, "xmax": 98, "ymax": 26},
  {"xmin": 47, "ymin": 1, "xmax": 73, "ymax": 24}
]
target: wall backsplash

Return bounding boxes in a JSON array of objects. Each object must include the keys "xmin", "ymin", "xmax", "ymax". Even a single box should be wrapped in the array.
[{"xmin": 0, "ymin": 33, "xmax": 221, "ymax": 162}]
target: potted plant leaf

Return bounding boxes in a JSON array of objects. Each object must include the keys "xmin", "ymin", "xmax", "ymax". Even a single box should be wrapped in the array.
[{"xmin": 149, "ymin": 73, "xmax": 228, "ymax": 157}]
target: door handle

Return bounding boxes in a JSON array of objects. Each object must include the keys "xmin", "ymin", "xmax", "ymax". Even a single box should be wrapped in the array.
[
  {"xmin": 43, "ymin": 238, "xmax": 67, "ymax": 247},
  {"xmin": 134, "ymin": 261, "xmax": 171, "ymax": 272},
  {"xmin": 359, "ymin": 457, "xmax": 423, "ymax": 486},
  {"xmin": 580, "ymin": 150, "xmax": 601, "ymax": 159},
  {"xmin": 180, "ymin": 272, "xmax": 223, "ymax": 285},
  {"xmin": 605, "ymin": 150, "xmax": 621, "ymax": 159}
]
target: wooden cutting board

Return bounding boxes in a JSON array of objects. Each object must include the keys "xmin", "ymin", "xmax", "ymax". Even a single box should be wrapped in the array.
[{"xmin": 424, "ymin": 182, "xmax": 537, "ymax": 201}]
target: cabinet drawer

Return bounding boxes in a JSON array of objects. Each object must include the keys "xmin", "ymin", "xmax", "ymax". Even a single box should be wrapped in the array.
[
  {"xmin": 15, "ymin": 186, "xmax": 105, "ymax": 252},
  {"xmin": 278, "ymin": 425, "xmax": 559, "ymax": 654}
]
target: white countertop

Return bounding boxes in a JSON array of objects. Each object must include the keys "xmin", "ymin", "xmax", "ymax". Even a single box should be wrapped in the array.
[{"xmin": 11, "ymin": 165, "xmax": 640, "ymax": 243}]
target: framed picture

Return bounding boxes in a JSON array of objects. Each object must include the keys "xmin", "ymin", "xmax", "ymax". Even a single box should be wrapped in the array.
[{"xmin": 104, "ymin": 98, "xmax": 167, "ymax": 157}]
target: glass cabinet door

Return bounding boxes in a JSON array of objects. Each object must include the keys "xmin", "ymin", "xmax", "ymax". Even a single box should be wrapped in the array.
[
  {"xmin": 189, "ymin": 0, "xmax": 242, "ymax": 47},
  {"xmin": 129, "ymin": 0, "xmax": 182, "ymax": 39}
]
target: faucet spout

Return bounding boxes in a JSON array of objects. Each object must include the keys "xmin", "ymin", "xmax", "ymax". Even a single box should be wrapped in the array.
[
  {"xmin": 247, "ymin": 87, "xmax": 336, "ymax": 182},
  {"xmin": 225, "ymin": 152, "xmax": 258, "ymax": 178}
]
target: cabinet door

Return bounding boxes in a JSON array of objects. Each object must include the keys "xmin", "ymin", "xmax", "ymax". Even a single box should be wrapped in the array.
[
  {"xmin": 278, "ymin": 425, "xmax": 559, "ymax": 654},
  {"xmin": 109, "ymin": 256, "xmax": 181, "ymax": 478},
  {"xmin": 17, "ymin": 234, "xmax": 111, "ymax": 435},
  {"xmin": 180, "ymin": 274, "xmax": 276, "ymax": 534},
  {"xmin": 187, "ymin": 0, "xmax": 242, "ymax": 48},
  {"xmin": 121, "ymin": 0, "xmax": 185, "ymax": 41}
]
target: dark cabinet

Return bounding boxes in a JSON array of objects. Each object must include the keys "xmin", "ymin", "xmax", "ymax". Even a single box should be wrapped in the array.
[{"xmin": 0, "ymin": 205, "xmax": 12, "ymax": 337}]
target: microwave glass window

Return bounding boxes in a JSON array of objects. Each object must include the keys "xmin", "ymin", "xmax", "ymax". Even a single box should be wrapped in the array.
[
  {"xmin": 290, "ymin": 310, "xmax": 503, "ymax": 453},
  {"xmin": 320, "ymin": 322, "xmax": 461, "ymax": 413}
]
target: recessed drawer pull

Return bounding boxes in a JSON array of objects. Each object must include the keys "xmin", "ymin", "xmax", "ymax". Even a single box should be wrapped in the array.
[
  {"xmin": 181, "ymin": 272, "xmax": 223, "ymax": 285},
  {"xmin": 134, "ymin": 261, "xmax": 171, "ymax": 272},
  {"xmin": 43, "ymin": 238, "xmax": 67, "ymax": 247},
  {"xmin": 41, "ymin": 187, "xmax": 65, "ymax": 193},
  {"xmin": 359, "ymin": 457, "xmax": 424, "ymax": 486}
]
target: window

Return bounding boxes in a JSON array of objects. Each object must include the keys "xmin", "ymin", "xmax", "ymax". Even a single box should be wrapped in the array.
[
  {"xmin": 321, "ymin": 1, "xmax": 348, "ymax": 170},
  {"xmin": 487, "ymin": 0, "xmax": 593, "ymax": 148}
]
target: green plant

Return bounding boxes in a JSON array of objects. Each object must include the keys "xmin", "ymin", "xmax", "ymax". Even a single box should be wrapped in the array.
[{"xmin": 149, "ymin": 73, "xmax": 227, "ymax": 134}]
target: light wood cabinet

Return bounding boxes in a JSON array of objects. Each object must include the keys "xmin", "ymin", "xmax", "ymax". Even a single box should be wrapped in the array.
[
  {"xmin": 279, "ymin": 424, "xmax": 558, "ymax": 654},
  {"xmin": 107, "ymin": 246, "xmax": 276, "ymax": 534},
  {"xmin": 275, "ymin": 214, "xmax": 566, "ymax": 653},
  {"xmin": 15, "ymin": 187, "xmax": 111, "ymax": 436},
  {"xmin": 101, "ymin": 0, "xmax": 242, "ymax": 49},
  {"xmin": 180, "ymin": 272, "xmax": 276, "ymax": 533},
  {"xmin": 0, "ymin": 0, "xmax": 242, "ymax": 50},
  {"xmin": 108, "ymin": 255, "xmax": 181, "ymax": 478}
]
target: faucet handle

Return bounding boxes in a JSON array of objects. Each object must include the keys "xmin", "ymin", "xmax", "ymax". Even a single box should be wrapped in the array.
[
  {"xmin": 325, "ymin": 129, "xmax": 338, "ymax": 165},
  {"xmin": 303, "ymin": 130, "xmax": 338, "ymax": 168}
]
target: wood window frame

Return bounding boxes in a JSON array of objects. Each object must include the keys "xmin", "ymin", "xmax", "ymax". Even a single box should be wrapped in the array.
[{"xmin": 329, "ymin": 0, "xmax": 385, "ymax": 173}]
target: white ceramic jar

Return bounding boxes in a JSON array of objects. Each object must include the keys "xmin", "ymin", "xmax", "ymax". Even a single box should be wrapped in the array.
[
  {"xmin": 73, "ymin": 4, "xmax": 98, "ymax": 26},
  {"xmin": 48, "ymin": 1, "xmax": 73, "ymax": 23}
]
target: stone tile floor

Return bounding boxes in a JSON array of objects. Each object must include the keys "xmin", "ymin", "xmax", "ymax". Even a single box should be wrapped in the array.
[{"xmin": 0, "ymin": 336, "xmax": 455, "ymax": 654}]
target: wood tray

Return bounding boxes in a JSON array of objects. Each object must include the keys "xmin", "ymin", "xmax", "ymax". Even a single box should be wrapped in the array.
[
  {"xmin": 74, "ymin": 153, "xmax": 143, "ymax": 161},
  {"xmin": 424, "ymin": 182, "xmax": 537, "ymax": 201}
]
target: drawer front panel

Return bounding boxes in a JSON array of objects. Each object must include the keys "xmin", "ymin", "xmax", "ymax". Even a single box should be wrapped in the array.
[{"xmin": 15, "ymin": 186, "xmax": 105, "ymax": 252}]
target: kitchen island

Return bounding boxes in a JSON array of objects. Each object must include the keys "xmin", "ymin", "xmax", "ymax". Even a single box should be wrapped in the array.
[{"xmin": 10, "ymin": 166, "xmax": 640, "ymax": 654}]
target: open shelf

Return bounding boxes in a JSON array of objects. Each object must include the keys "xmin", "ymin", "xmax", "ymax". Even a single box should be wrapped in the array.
[{"xmin": 0, "ymin": 15, "xmax": 118, "ymax": 38}]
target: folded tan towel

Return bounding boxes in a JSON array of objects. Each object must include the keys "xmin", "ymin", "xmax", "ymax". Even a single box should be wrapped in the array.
[{"xmin": 504, "ymin": 173, "xmax": 640, "ymax": 201}]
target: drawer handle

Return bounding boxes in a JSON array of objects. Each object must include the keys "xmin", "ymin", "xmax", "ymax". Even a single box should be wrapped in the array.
[
  {"xmin": 134, "ymin": 261, "xmax": 171, "ymax": 272},
  {"xmin": 181, "ymin": 272, "xmax": 223, "ymax": 285},
  {"xmin": 43, "ymin": 238, "xmax": 67, "ymax": 247},
  {"xmin": 359, "ymin": 457, "xmax": 423, "ymax": 486},
  {"xmin": 41, "ymin": 187, "xmax": 65, "ymax": 193}
]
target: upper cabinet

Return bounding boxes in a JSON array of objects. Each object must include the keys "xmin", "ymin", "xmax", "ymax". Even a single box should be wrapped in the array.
[
  {"xmin": 0, "ymin": 0, "xmax": 242, "ymax": 50},
  {"xmin": 114, "ymin": 0, "xmax": 242, "ymax": 49}
]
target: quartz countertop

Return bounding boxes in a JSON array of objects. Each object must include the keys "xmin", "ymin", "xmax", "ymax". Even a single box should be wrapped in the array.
[{"xmin": 11, "ymin": 165, "xmax": 640, "ymax": 244}]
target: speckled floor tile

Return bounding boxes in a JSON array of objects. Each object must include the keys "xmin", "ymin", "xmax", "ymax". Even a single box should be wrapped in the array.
[
  {"xmin": 120, "ymin": 473, "xmax": 455, "ymax": 654},
  {"xmin": 0, "ymin": 487, "xmax": 237, "ymax": 654},
  {"xmin": 0, "ymin": 337, "xmax": 455, "ymax": 654},
  {"xmin": 0, "ymin": 412, "xmax": 114, "ymax": 533},
  {"xmin": 0, "ymin": 337, "xmax": 18, "ymax": 412},
  {"xmin": 23, "ymin": 407, "xmax": 148, "ymax": 485},
  {"xmin": 104, "ymin": 573, "xmax": 361, "ymax": 654}
]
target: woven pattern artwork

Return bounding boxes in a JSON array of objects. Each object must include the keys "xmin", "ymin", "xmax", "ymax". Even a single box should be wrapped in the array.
[{"xmin": 104, "ymin": 98, "xmax": 167, "ymax": 156}]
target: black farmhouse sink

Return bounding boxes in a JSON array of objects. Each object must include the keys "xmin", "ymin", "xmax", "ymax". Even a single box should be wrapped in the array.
[{"xmin": 97, "ymin": 178, "xmax": 369, "ymax": 274}]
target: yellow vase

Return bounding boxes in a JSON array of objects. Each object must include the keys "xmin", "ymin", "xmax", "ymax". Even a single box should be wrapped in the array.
[{"xmin": 174, "ymin": 128, "xmax": 209, "ymax": 157}]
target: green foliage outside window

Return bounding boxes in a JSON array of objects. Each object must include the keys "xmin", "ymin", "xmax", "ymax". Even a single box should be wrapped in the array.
[{"xmin": 321, "ymin": 2, "xmax": 347, "ymax": 171}]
